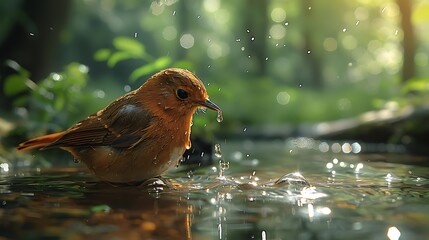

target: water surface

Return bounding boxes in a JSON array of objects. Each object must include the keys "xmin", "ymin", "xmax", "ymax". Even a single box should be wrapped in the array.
[{"xmin": 1, "ymin": 140, "xmax": 429, "ymax": 239}]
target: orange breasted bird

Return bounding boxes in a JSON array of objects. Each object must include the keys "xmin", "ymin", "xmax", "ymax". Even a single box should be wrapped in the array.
[{"xmin": 17, "ymin": 68, "xmax": 221, "ymax": 183}]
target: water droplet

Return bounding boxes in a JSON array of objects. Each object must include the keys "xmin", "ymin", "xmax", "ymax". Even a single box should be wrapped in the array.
[
  {"xmin": 152, "ymin": 156, "xmax": 159, "ymax": 165},
  {"xmin": 250, "ymin": 170, "xmax": 256, "ymax": 179},
  {"xmin": 243, "ymin": 127, "xmax": 247, "ymax": 132},
  {"xmin": 216, "ymin": 111, "xmax": 223, "ymax": 123},
  {"xmin": 134, "ymin": 32, "xmax": 138, "ymax": 38},
  {"xmin": 124, "ymin": 85, "xmax": 131, "ymax": 92},
  {"xmin": 274, "ymin": 172, "xmax": 310, "ymax": 187},
  {"xmin": 241, "ymin": 47, "xmax": 245, "ymax": 51},
  {"xmin": 308, "ymin": 6, "xmax": 312, "ymax": 10},
  {"xmin": 299, "ymin": 84, "xmax": 303, "ymax": 88},
  {"xmin": 236, "ymin": 38, "xmax": 241, "ymax": 42},
  {"xmin": 214, "ymin": 143, "xmax": 222, "ymax": 158},
  {"xmin": 307, "ymin": 50, "xmax": 311, "ymax": 54},
  {"xmin": 219, "ymin": 161, "xmax": 229, "ymax": 172},
  {"xmin": 246, "ymin": 29, "xmax": 250, "ymax": 33},
  {"xmin": 207, "ymin": 65, "xmax": 211, "ymax": 68},
  {"xmin": 217, "ymin": 161, "xmax": 230, "ymax": 180},
  {"xmin": 355, "ymin": 20, "xmax": 360, "ymax": 26},
  {"xmin": 197, "ymin": 15, "xmax": 201, "ymax": 19},
  {"xmin": 342, "ymin": 28, "xmax": 347, "ymax": 32},
  {"xmin": 251, "ymin": 36, "xmax": 255, "ymax": 41},
  {"xmin": 265, "ymin": 57, "xmax": 269, "ymax": 61},
  {"xmin": 172, "ymin": 10, "xmax": 176, "ymax": 15},
  {"xmin": 284, "ymin": 22, "xmax": 289, "ymax": 26},
  {"xmin": 29, "ymin": 32, "xmax": 34, "ymax": 36}
]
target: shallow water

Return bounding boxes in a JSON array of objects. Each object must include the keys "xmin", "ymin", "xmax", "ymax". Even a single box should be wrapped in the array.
[{"xmin": 1, "ymin": 139, "xmax": 429, "ymax": 239}]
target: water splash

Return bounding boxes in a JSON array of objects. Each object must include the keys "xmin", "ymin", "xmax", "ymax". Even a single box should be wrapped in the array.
[
  {"xmin": 272, "ymin": 172, "xmax": 311, "ymax": 187},
  {"xmin": 214, "ymin": 143, "xmax": 229, "ymax": 180}
]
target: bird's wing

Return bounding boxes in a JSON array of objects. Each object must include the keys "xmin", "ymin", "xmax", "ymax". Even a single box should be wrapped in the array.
[{"xmin": 46, "ymin": 97, "xmax": 153, "ymax": 149}]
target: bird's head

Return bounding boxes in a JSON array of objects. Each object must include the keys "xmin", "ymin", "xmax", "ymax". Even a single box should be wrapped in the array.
[{"xmin": 138, "ymin": 68, "xmax": 221, "ymax": 119}]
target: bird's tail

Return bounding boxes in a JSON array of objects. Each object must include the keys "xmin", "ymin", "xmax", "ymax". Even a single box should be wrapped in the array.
[{"xmin": 17, "ymin": 132, "xmax": 64, "ymax": 152}]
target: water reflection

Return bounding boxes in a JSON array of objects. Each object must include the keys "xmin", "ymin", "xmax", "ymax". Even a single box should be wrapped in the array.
[{"xmin": 1, "ymin": 140, "xmax": 429, "ymax": 239}]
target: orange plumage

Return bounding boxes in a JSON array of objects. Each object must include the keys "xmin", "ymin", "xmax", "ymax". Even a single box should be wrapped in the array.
[{"xmin": 17, "ymin": 68, "xmax": 221, "ymax": 183}]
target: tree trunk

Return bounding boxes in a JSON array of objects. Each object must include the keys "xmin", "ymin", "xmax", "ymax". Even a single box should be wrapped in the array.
[
  {"xmin": 0, "ymin": 0, "xmax": 70, "ymax": 110},
  {"xmin": 397, "ymin": 0, "xmax": 415, "ymax": 82}
]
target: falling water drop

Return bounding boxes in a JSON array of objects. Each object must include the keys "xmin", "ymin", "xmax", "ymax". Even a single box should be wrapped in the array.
[
  {"xmin": 219, "ymin": 160, "xmax": 230, "ymax": 178},
  {"xmin": 214, "ymin": 143, "xmax": 229, "ymax": 179},
  {"xmin": 217, "ymin": 111, "xmax": 223, "ymax": 123},
  {"xmin": 215, "ymin": 144, "xmax": 222, "ymax": 158}
]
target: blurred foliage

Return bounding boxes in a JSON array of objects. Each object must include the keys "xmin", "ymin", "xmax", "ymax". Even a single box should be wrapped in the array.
[
  {"xmin": 3, "ymin": 62, "xmax": 96, "ymax": 136},
  {"xmin": 94, "ymin": 36, "xmax": 194, "ymax": 82},
  {"xmin": 1, "ymin": 0, "xmax": 429, "ymax": 144}
]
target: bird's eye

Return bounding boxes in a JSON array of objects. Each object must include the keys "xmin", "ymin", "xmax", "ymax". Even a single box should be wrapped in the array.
[{"xmin": 176, "ymin": 89, "xmax": 188, "ymax": 100}]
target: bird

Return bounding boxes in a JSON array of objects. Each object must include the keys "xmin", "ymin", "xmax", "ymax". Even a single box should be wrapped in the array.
[{"xmin": 17, "ymin": 68, "xmax": 221, "ymax": 183}]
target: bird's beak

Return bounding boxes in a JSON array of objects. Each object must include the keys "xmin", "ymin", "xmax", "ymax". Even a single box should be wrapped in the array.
[{"xmin": 200, "ymin": 99, "xmax": 221, "ymax": 112}]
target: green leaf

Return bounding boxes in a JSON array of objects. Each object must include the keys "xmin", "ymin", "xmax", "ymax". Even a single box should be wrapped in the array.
[
  {"xmin": 401, "ymin": 78, "xmax": 429, "ymax": 94},
  {"xmin": 113, "ymin": 37, "xmax": 144, "ymax": 56},
  {"xmin": 129, "ymin": 57, "xmax": 171, "ymax": 82},
  {"xmin": 54, "ymin": 95, "xmax": 65, "ymax": 111},
  {"xmin": 412, "ymin": 4, "xmax": 429, "ymax": 24},
  {"xmin": 107, "ymin": 51, "xmax": 134, "ymax": 67},
  {"xmin": 94, "ymin": 49, "xmax": 111, "ymax": 61},
  {"xmin": 3, "ymin": 74, "xmax": 28, "ymax": 96},
  {"xmin": 172, "ymin": 60, "xmax": 195, "ymax": 71},
  {"xmin": 12, "ymin": 95, "xmax": 29, "ymax": 107}
]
